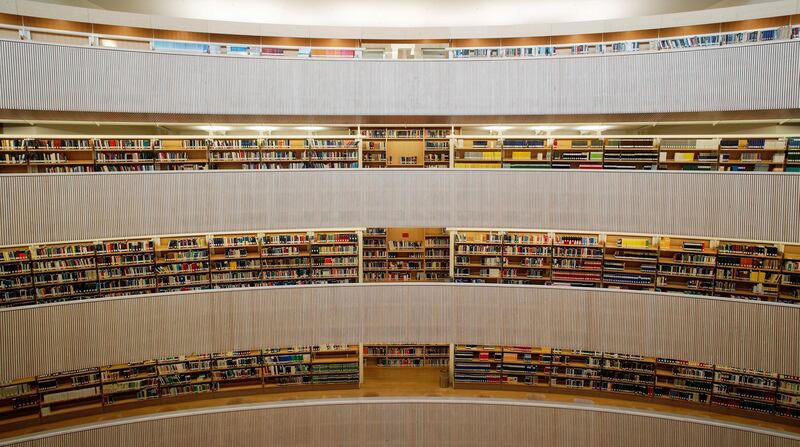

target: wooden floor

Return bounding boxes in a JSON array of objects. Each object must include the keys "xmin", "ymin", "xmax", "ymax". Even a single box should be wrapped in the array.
[{"xmin": 2, "ymin": 367, "xmax": 799, "ymax": 439}]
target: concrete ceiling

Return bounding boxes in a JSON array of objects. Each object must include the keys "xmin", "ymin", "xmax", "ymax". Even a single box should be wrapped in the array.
[{"xmin": 32, "ymin": 0, "xmax": 777, "ymax": 27}]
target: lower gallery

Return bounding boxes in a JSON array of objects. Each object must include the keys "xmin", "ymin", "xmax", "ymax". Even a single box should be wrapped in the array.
[{"xmin": 2, "ymin": 0, "xmax": 800, "ymax": 445}]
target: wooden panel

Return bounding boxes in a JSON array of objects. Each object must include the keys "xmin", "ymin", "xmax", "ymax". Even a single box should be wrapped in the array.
[
  {"xmin": 721, "ymin": 17, "xmax": 791, "ymax": 32},
  {"xmin": 4, "ymin": 399, "xmax": 798, "ymax": 447},
  {"xmin": 450, "ymin": 38, "xmax": 503, "ymax": 48},
  {"xmin": 658, "ymin": 24, "xmax": 721, "ymax": 38},
  {"xmin": 603, "ymin": 29, "xmax": 659, "ymax": 41},
  {"xmin": 361, "ymin": 39, "xmax": 450, "ymax": 44},
  {"xmin": 0, "ymin": 13, "xmax": 22, "ymax": 26},
  {"xmin": 22, "ymin": 17, "xmax": 92, "ymax": 33},
  {"xmin": 0, "ymin": 284, "xmax": 797, "ymax": 380},
  {"xmin": 500, "ymin": 36, "xmax": 551, "ymax": 46},
  {"xmin": 792, "ymin": 14, "xmax": 800, "ymax": 26},
  {"xmin": 92, "ymin": 24, "xmax": 153, "ymax": 39},
  {"xmin": 210, "ymin": 33, "xmax": 260, "ymax": 45},
  {"xmin": 261, "ymin": 36, "xmax": 311, "ymax": 46},
  {"xmin": 551, "ymin": 33, "xmax": 603, "ymax": 44},
  {"xmin": 309, "ymin": 38, "xmax": 361, "ymax": 48},
  {"xmin": 152, "ymin": 29, "xmax": 209, "ymax": 42}
]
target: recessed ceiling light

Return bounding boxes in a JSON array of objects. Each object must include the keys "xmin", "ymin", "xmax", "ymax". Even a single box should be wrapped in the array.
[
  {"xmin": 197, "ymin": 125, "xmax": 230, "ymax": 132},
  {"xmin": 248, "ymin": 126, "xmax": 279, "ymax": 132},
  {"xmin": 484, "ymin": 126, "xmax": 511, "ymax": 132},
  {"xmin": 531, "ymin": 125, "xmax": 560, "ymax": 131},
  {"xmin": 576, "ymin": 125, "xmax": 608, "ymax": 132},
  {"xmin": 297, "ymin": 126, "xmax": 325, "ymax": 131}
]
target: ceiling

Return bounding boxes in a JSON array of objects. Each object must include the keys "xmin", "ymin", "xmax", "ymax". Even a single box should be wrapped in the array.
[{"xmin": 34, "ymin": 0, "xmax": 775, "ymax": 28}]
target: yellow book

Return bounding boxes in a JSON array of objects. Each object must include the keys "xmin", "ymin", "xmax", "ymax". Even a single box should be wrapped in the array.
[
  {"xmin": 512, "ymin": 151, "xmax": 531, "ymax": 160},
  {"xmin": 620, "ymin": 238, "xmax": 649, "ymax": 248},
  {"xmin": 674, "ymin": 152, "xmax": 695, "ymax": 162}
]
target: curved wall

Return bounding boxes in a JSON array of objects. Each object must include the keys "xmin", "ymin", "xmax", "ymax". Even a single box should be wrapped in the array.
[
  {"xmin": 1, "ymin": 284, "xmax": 797, "ymax": 381},
  {"xmin": 2, "ymin": 398, "xmax": 799, "ymax": 447},
  {"xmin": 1, "ymin": 170, "xmax": 798, "ymax": 246},
  {"xmin": 0, "ymin": 40, "xmax": 798, "ymax": 117}
]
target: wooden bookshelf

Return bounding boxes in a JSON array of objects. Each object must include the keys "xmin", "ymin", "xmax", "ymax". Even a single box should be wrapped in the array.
[
  {"xmin": 385, "ymin": 128, "xmax": 424, "ymax": 167},
  {"xmin": 156, "ymin": 139, "xmax": 209, "ymax": 171},
  {"xmin": 211, "ymin": 350, "xmax": 263, "ymax": 392},
  {"xmin": 0, "ymin": 377, "xmax": 39, "ymax": 426},
  {"xmin": 551, "ymin": 232, "xmax": 603, "ymax": 287},
  {"xmin": 32, "ymin": 241, "xmax": 99, "ymax": 304},
  {"xmin": 601, "ymin": 353, "xmax": 656, "ymax": 396},
  {"xmin": 603, "ymin": 138, "xmax": 658, "ymax": 170},
  {"xmin": 27, "ymin": 138, "xmax": 94, "ymax": 173},
  {"xmin": 658, "ymin": 138, "xmax": 719, "ymax": 171},
  {"xmin": 263, "ymin": 346, "xmax": 312, "ymax": 387},
  {"xmin": 501, "ymin": 346, "xmax": 552, "ymax": 387},
  {"xmin": 602, "ymin": 233, "xmax": 658, "ymax": 291},
  {"xmin": 386, "ymin": 228, "xmax": 425, "ymax": 282},
  {"xmin": 208, "ymin": 233, "xmax": 261, "ymax": 289},
  {"xmin": 100, "ymin": 360, "xmax": 159, "ymax": 406},
  {"xmin": 310, "ymin": 345, "xmax": 360, "ymax": 385},
  {"xmin": 779, "ymin": 244, "xmax": 800, "ymax": 304},
  {"xmin": 551, "ymin": 138, "xmax": 603, "ymax": 169},
  {"xmin": 362, "ymin": 228, "xmax": 387, "ymax": 282},
  {"xmin": 423, "ymin": 128, "xmax": 451, "ymax": 168},
  {"xmin": 712, "ymin": 366, "xmax": 778, "ymax": 414},
  {"xmin": 93, "ymin": 138, "xmax": 156, "ymax": 172},
  {"xmin": 310, "ymin": 231, "xmax": 359, "ymax": 283},
  {"xmin": 501, "ymin": 138, "xmax": 550, "ymax": 169},
  {"xmin": 208, "ymin": 138, "xmax": 260, "ymax": 170},
  {"xmin": 454, "ymin": 138, "xmax": 502, "ymax": 168},
  {"xmin": 423, "ymin": 228, "xmax": 450, "ymax": 281},
  {"xmin": 718, "ymin": 138, "xmax": 786, "ymax": 172},
  {"xmin": 453, "ymin": 345, "xmax": 503, "ymax": 385},
  {"xmin": 656, "ymin": 236, "xmax": 717, "ymax": 296},
  {"xmin": 260, "ymin": 231, "xmax": 311, "ymax": 285},
  {"xmin": 654, "ymin": 358, "xmax": 714, "ymax": 404},
  {"xmin": 787, "ymin": 137, "xmax": 800, "ymax": 172},
  {"xmin": 454, "ymin": 231, "xmax": 503, "ymax": 283},
  {"xmin": 306, "ymin": 139, "xmax": 359, "ymax": 169},
  {"xmin": 549, "ymin": 349, "xmax": 602, "ymax": 391},
  {"xmin": 96, "ymin": 238, "xmax": 157, "ymax": 297},
  {"xmin": 361, "ymin": 130, "xmax": 387, "ymax": 168},
  {"xmin": 363, "ymin": 344, "xmax": 450, "ymax": 368},
  {"xmin": 0, "ymin": 245, "xmax": 35, "ymax": 306},
  {"xmin": 714, "ymin": 240, "xmax": 782, "ymax": 300},
  {"xmin": 777, "ymin": 375, "xmax": 800, "ymax": 419},
  {"xmin": 157, "ymin": 354, "xmax": 214, "ymax": 398},
  {"xmin": 38, "ymin": 368, "xmax": 103, "ymax": 417},
  {"xmin": 0, "ymin": 138, "xmax": 29, "ymax": 174},
  {"xmin": 261, "ymin": 138, "xmax": 306, "ymax": 169},
  {"xmin": 155, "ymin": 235, "xmax": 210, "ymax": 292},
  {"xmin": 501, "ymin": 231, "xmax": 552, "ymax": 285}
]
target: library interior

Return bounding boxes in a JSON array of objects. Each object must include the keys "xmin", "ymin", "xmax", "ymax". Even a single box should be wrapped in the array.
[{"xmin": 0, "ymin": 0, "xmax": 799, "ymax": 445}]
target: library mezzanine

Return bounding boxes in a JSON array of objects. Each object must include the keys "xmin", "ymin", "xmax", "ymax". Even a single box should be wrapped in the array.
[{"xmin": 1, "ymin": 0, "xmax": 800, "ymax": 446}]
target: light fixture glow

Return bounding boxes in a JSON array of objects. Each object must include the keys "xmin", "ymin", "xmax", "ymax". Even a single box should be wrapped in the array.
[
  {"xmin": 484, "ymin": 126, "xmax": 511, "ymax": 132},
  {"xmin": 296, "ymin": 126, "xmax": 325, "ymax": 131},
  {"xmin": 197, "ymin": 125, "xmax": 230, "ymax": 132},
  {"xmin": 531, "ymin": 125, "xmax": 560, "ymax": 132},
  {"xmin": 575, "ymin": 125, "xmax": 608, "ymax": 132},
  {"xmin": 248, "ymin": 126, "xmax": 279, "ymax": 132}
]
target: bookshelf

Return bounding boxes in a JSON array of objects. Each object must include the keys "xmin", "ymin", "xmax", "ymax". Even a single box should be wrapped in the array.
[
  {"xmin": 209, "ymin": 233, "xmax": 261, "ymax": 289},
  {"xmin": 32, "ymin": 242, "xmax": 99, "ymax": 304},
  {"xmin": 502, "ymin": 231, "xmax": 552, "ymax": 285},
  {"xmin": 604, "ymin": 138, "xmax": 658, "ymax": 170},
  {"xmin": 603, "ymin": 234, "xmax": 658, "ymax": 291},
  {"xmin": 263, "ymin": 346, "xmax": 312, "ymax": 388},
  {"xmin": 362, "ymin": 228, "xmax": 387, "ymax": 282},
  {"xmin": 211, "ymin": 350, "xmax": 263, "ymax": 392},
  {"xmin": 454, "ymin": 138, "xmax": 502, "ymax": 168},
  {"xmin": 38, "ymin": 368, "xmax": 103, "ymax": 417},
  {"xmin": 715, "ymin": 240, "xmax": 782, "ymax": 300},
  {"xmin": 549, "ymin": 349, "xmax": 603, "ymax": 391},
  {"xmin": 306, "ymin": 139, "xmax": 359, "ymax": 169},
  {"xmin": 779, "ymin": 244, "xmax": 800, "ymax": 304},
  {"xmin": 423, "ymin": 128, "xmax": 451, "ymax": 169},
  {"xmin": 552, "ymin": 138, "xmax": 603, "ymax": 169},
  {"xmin": 656, "ymin": 236, "xmax": 717, "ymax": 296},
  {"xmin": 208, "ymin": 138, "xmax": 260, "ymax": 170},
  {"xmin": 157, "ymin": 139, "xmax": 209, "ymax": 171},
  {"xmin": 551, "ymin": 232, "xmax": 603, "ymax": 287},
  {"xmin": 423, "ymin": 228, "xmax": 450, "ymax": 281},
  {"xmin": 363, "ymin": 344, "xmax": 450, "ymax": 368},
  {"xmin": 93, "ymin": 138, "xmax": 156, "ymax": 172},
  {"xmin": 601, "ymin": 353, "xmax": 656, "ymax": 396},
  {"xmin": 777, "ymin": 375, "xmax": 800, "ymax": 419},
  {"xmin": 27, "ymin": 139, "xmax": 94, "ymax": 173},
  {"xmin": 363, "ymin": 227, "xmax": 451, "ymax": 283},
  {"xmin": 454, "ymin": 231, "xmax": 503, "ymax": 283},
  {"xmin": 712, "ymin": 366, "xmax": 778, "ymax": 414},
  {"xmin": 386, "ymin": 228, "xmax": 425, "ymax": 282},
  {"xmin": 96, "ymin": 238, "xmax": 157, "ymax": 297},
  {"xmin": 658, "ymin": 138, "xmax": 719, "ymax": 171},
  {"xmin": 261, "ymin": 138, "xmax": 306, "ymax": 169},
  {"xmin": 310, "ymin": 231, "xmax": 359, "ymax": 283},
  {"xmin": 787, "ymin": 137, "xmax": 800, "ymax": 172},
  {"xmin": 0, "ymin": 377, "xmax": 39, "ymax": 426},
  {"xmin": 385, "ymin": 128, "xmax": 424, "ymax": 168},
  {"xmin": 155, "ymin": 235, "xmax": 211, "ymax": 292},
  {"xmin": 454, "ymin": 345, "xmax": 502, "ymax": 385},
  {"xmin": 158, "ymin": 354, "xmax": 214, "ymax": 398},
  {"xmin": 100, "ymin": 360, "xmax": 159, "ymax": 406},
  {"xmin": 310, "ymin": 345, "xmax": 360, "ymax": 385},
  {"xmin": 501, "ymin": 138, "xmax": 550, "ymax": 169},
  {"xmin": 654, "ymin": 358, "xmax": 714, "ymax": 404},
  {"xmin": 0, "ymin": 138, "xmax": 29, "ymax": 174},
  {"xmin": 0, "ymin": 245, "xmax": 34, "ymax": 306},
  {"xmin": 718, "ymin": 138, "xmax": 786, "ymax": 172},
  {"xmin": 360, "ymin": 130, "xmax": 387, "ymax": 168},
  {"xmin": 501, "ymin": 346, "xmax": 552, "ymax": 387},
  {"xmin": 260, "ymin": 231, "xmax": 311, "ymax": 286}
]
